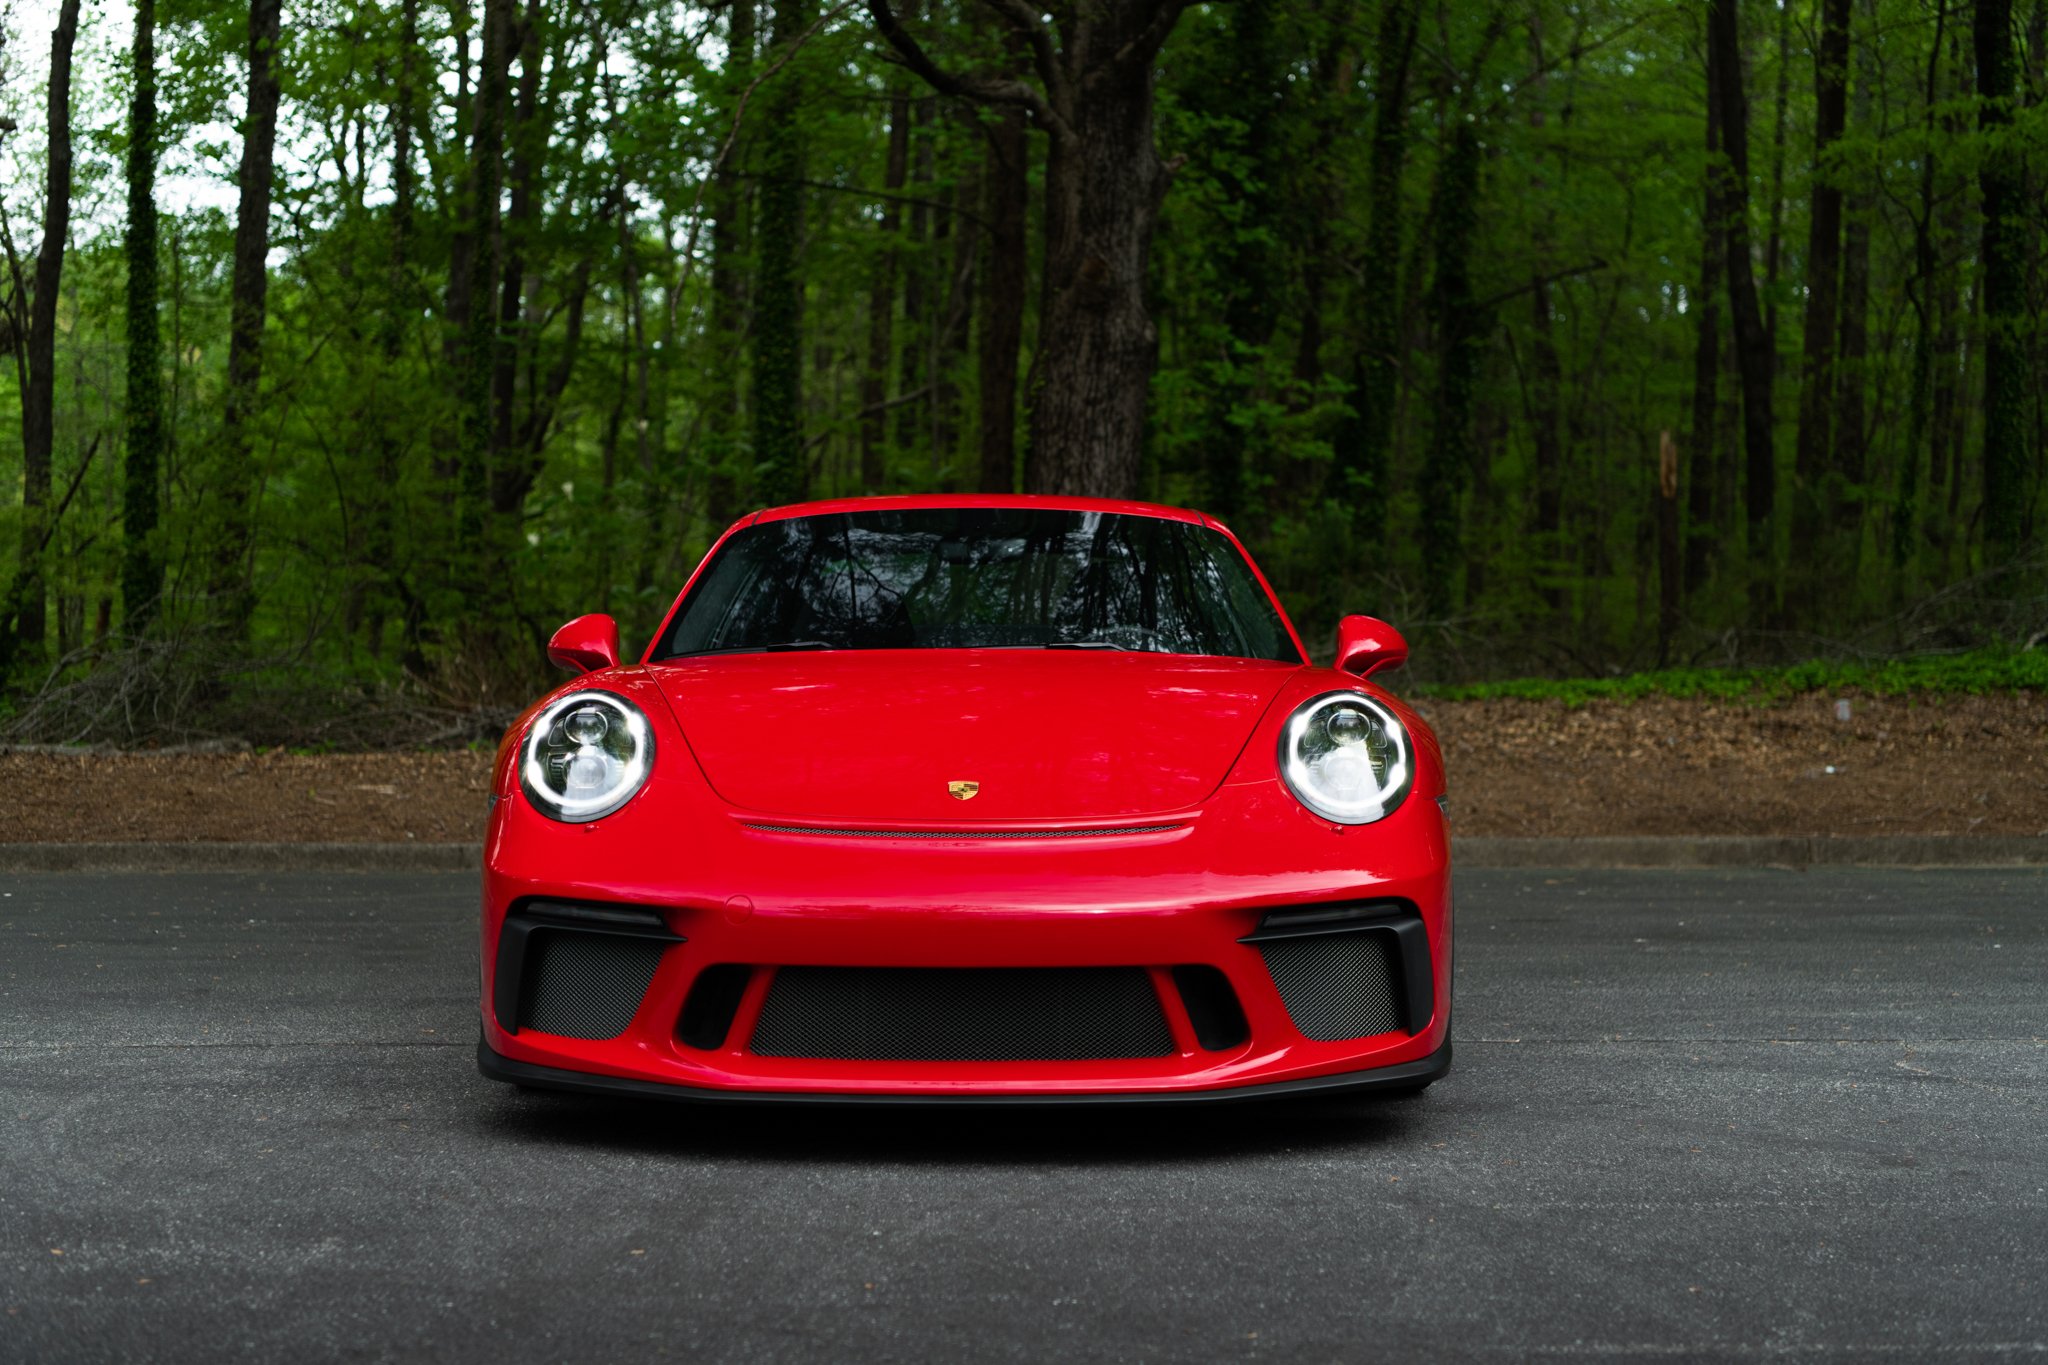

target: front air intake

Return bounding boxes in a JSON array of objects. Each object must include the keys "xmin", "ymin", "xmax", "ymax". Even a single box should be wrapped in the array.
[
  {"xmin": 1255, "ymin": 933, "xmax": 1403, "ymax": 1041},
  {"xmin": 494, "ymin": 900, "xmax": 682, "ymax": 1040},
  {"xmin": 749, "ymin": 966, "xmax": 1175, "ymax": 1061},
  {"xmin": 1242, "ymin": 901, "xmax": 1434, "ymax": 1041},
  {"xmin": 517, "ymin": 932, "xmax": 667, "ymax": 1040}
]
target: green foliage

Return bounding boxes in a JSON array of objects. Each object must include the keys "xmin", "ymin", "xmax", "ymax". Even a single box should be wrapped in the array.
[
  {"xmin": 0, "ymin": 0, "xmax": 2044, "ymax": 742},
  {"xmin": 1418, "ymin": 647, "xmax": 2048, "ymax": 705}
]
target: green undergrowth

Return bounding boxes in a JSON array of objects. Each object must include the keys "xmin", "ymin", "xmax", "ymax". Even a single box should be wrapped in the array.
[{"xmin": 1413, "ymin": 647, "xmax": 2048, "ymax": 706}]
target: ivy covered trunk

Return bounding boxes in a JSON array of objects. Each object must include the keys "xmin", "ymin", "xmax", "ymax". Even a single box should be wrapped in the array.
[{"xmin": 122, "ymin": 0, "xmax": 164, "ymax": 632}]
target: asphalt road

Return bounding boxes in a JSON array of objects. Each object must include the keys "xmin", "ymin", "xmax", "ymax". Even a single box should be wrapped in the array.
[{"xmin": 2, "ymin": 869, "xmax": 2044, "ymax": 1363}]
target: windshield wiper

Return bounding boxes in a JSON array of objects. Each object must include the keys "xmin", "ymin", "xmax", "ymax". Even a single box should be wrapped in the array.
[
  {"xmin": 672, "ymin": 639, "xmax": 840, "ymax": 659},
  {"xmin": 1043, "ymin": 639, "xmax": 1129, "ymax": 651}
]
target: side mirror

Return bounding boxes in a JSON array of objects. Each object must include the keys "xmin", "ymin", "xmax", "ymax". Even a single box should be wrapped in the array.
[
  {"xmin": 1334, "ymin": 614, "xmax": 1408, "ymax": 677},
  {"xmin": 547, "ymin": 613, "xmax": 622, "ymax": 674}
]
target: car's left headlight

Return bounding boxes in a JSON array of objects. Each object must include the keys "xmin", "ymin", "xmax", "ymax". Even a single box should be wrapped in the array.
[
  {"xmin": 1277, "ymin": 691, "xmax": 1414, "ymax": 825},
  {"xmin": 520, "ymin": 690, "xmax": 654, "ymax": 823}
]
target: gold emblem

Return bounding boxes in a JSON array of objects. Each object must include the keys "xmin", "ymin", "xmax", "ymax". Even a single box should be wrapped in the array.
[{"xmin": 947, "ymin": 780, "xmax": 980, "ymax": 801}]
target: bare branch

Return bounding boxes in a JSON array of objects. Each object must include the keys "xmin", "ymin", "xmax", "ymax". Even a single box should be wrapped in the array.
[
  {"xmin": 972, "ymin": 0, "xmax": 1072, "ymax": 117},
  {"xmin": 1108, "ymin": 0, "xmax": 1198, "ymax": 76},
  {"xmin": 1474, "ymin": 258, "xmax": 1608, "ymax": 314},
  {"xmin": 867, "ymin": 0, "xmax": 1073, "ymax": 143}
]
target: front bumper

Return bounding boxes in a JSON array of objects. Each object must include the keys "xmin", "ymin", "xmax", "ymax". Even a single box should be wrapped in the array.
[
  {"xmin": 478, "ymin": 775, "xmax": 1452, "ymax": 1100},
  {"xmin": 479, "ymin": 1034, "xmax": 1452, "ymax": 1105}
]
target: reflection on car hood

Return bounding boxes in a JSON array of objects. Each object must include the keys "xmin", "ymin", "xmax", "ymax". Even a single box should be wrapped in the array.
[{"xmin": 650, "ymin": 650, "xmax": 1299, "ymax": 822}]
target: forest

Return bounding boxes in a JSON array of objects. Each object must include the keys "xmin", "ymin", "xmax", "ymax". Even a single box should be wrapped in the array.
[{"xmin": 0, "ymin": 0, "xmax": 2044, "ymax": 744}]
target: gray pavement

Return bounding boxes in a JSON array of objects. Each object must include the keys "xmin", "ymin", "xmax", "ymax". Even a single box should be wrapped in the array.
[{"xmin": 1, "ymin": 868, "xmax": 2044, "ymax": 1362}]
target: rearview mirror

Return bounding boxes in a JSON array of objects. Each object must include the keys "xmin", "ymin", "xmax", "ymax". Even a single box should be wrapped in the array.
[
  {"xmin": 1334, "ymin": 615, "xmax": 1407, "ymax": 677},
  {"xmin": 547, "ymin": 613, "xmax": 622, "ymax": 674}
]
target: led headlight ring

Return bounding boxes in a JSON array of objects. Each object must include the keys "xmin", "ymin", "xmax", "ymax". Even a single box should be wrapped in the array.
[
  {"xmin": 520, "ymin": 690, "xmax": 654, "ymax": 823},
  {"xmin": 1276, "ymin": 690, "xmax": 1414, "ymax": 825}
]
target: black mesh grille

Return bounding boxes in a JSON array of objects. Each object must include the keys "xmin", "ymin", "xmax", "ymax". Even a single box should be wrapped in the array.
[
  {"xmin": 749, "ymin": 966, "xmax": 1175, "ymax": 1061},
  {"xmin": 1258, "ymin": 932, "xmax": 1402, "ymax": 1042},
  {"xmin": 517, "ymin": 932, "xmax": 667, "ymax": 1040}
]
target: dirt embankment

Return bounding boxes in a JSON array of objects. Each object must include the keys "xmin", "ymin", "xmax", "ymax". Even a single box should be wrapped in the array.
[
  {"xmin": 2, "ymin": 693, "xmax": 2042, "ymax": 842},
  {"xmin": 1422, "ymin": 692, "xmax": 2048, "ymax": 838}
]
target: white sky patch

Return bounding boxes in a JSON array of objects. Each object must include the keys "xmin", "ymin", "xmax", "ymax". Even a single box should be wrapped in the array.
[{"xmin": 3, "ymin": 0, "xmax": 240, "ymax": 255}]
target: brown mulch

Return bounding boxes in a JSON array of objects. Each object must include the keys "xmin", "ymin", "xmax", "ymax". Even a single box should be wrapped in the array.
[
  {"xmin": 1419, "ymin": 692, "xmax": 2048, "ymax": 838},
  {"xmin": 0, "ymin": 750, "xmax": 495, "ymax": 844},
  {"xmin": 1, "ymin": 693, "xmax": 2043, "ymax": 843}
]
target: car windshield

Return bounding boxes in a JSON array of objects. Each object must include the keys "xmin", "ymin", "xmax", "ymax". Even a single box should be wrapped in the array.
[{"xmin": 657, "ymin": 507, "xmax": 1300, "ymax": 662}]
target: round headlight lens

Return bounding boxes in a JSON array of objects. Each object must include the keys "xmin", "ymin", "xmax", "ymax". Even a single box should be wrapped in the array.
[
  {"xmin": 1277, "ymin": 691, "xmax": 1413, "ymax": 824},
  {"xmin": 521, "ymin": 690, "xmax": 654, "ymax": 823}
]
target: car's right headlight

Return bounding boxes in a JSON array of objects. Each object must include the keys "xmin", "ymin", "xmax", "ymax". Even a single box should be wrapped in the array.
[
  {"xmin": 1277, "ymin": 691, "xmax": 1414, "ymax": 825},
  {"xmin": 520, "ymin": 690, "xmax": 654, "ymax": 823}
]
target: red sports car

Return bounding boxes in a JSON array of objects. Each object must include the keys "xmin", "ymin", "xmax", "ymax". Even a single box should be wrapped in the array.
[{"xmin": 477, "ymin": 495, "xmax": 1451, "ymax": 1104}]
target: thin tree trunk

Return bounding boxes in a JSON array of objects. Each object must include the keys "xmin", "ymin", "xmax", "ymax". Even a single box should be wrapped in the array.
[
  {"xmin": 372, "ymin": 0, "xmax": 421, "ymax": 663},
  {"xmin": 1892, "ymin": 0, "xmax": 1946, "ymax": 580},
  {"xmin": 1329, "ymin": 0, "xmax": 1418, "ymax": 512},
  {"xmin": 1762, "ymin": 0, "xmax": 1791, "ymax": 355},
  {"xmin": 861, "ymin": 68, "xmax": 911, "ymax": 490},
  {"xmin": 933, "ymin": 171, "xmax": 978, "ymax": 475},
  {"xmin": 894, "ymin": 93, "xmax": 933, "ymax": 455},
  {"xmin": 1421, "ymin": 120, "xmax": 1482, "ymax": 620},
  {"xmin": 456, "ymin": 0, "xmax": 513, "ymax": 588},
  {"xmin": 1686, "ymin": 13, "xmax": 1726, "ymax": 597},
  {"xmin": 1977, "ymin": 0, "xmax": 2029, "ymax": 559},
  {"xmin": 704, "ymin": 0, "xmax": 754, "ymax": 527},
  {"xmin": 122, "ymin": 0, "xmax": 165, "ymax": 631},
  {"xmin": 1657, "ymin": 430, "xmax": 1681, "ymax": 662},
  {"xmin": 1707, "ymin": 0, "xmax": 1777, "ymax": 566},
  {"xmin": 1793, "ymin": 0, "xmax": 1850, "ymax": 567},
  {"xmin": 1199, "ymin": 0, "xmax": 1285, "ymax": 522},
  {"xmin": 1522, "ymin": 13, "xmax": 1565, "ymax": 598},
  {"xmin": 976, "ymin": 100, "xmax": 1027, "ymax": 493},
  {"xmin": 213, "ymin": 0, "xmax": 284, "ymax": 623},
  {"xmin": 3, "ymin": 0, "xmax": 81, "ymax": 667},
  {"xmin": 1834, "ymin": 1, "xmax": 1874, "ymax": 536}
]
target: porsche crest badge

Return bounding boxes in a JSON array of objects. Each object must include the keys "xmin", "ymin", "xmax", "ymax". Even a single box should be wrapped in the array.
[{"xmin": 947, "ymin": 780, "xmax": 980, "ymax": 801}]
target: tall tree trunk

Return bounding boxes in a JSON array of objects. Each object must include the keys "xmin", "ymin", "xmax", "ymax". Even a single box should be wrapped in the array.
[
  {"xmin": 1421, "ymin": 121, "xmax": 1482, "ymax": 620},
  {"xmin": 1522, "ymin": 12, "xmax": 1565, "ymax": 602},
  {"xmin": 215, "ymin": 0, "xmax": 284, "ymax": 622},
  {"xmin": 1893, "ymin": 0, "xmax": 1947, "ymax": 580},
  {"xmin": 869, "ymin": 0, "xmax": 1200, "ymax": 498},
  {"xmin": 1977, "ymin": 0, "xmax": 2029, "ymax": 559},
  {"xmin": 753, "ymin": 0, "xmax": 812, "ymax": 507},
  {"xmin": 861, "ymin": 67, "xmax": 912, "ymax": 490},
  {"xmin": 456, "ymin": 0, "xmax": 513, "ymax": 589},
  {"xmin": 367, "ymin": 0, "xmax": 421, "ymax": 665},
  {"xmin": 1792, "ymin": 0, "xmax": 1851, "ymax": 573},
  {"xmin": 1707, "ymin": 0, "xmax": 1777, "ymax": 568},
  {"xmin": 489, "ymin": 0, "xmax": 545, "ymax": 515},
  {"xmin": 704, "ymin": 0, "xmax": 754, "ymax": 527},
  {"xmin": 1328, "ymin": 0, "xmax": 1418, "ymax": 513},
  {"xmin": 1197, "ymin": 0, "xmax": 1285, "ymax": 522},
  {"xmin": 1686, "ymin": 15, "xmax": 1726, "ymax": 597},
  {"xmin": 4, "ymin": 0, "xmax": 81, "ymax": 668},
  {"xmin": 1834, "ymin": 3, "xmax": 1874, "ymax": 540},
  {"xmin": 894, "ymin": 94, "xmax": 934, "ymax": 456},
  {"xmin": 977, "ymin": 100, "xmax": 1028, "ymax": 493},
  {"xmin": 123, "ymin": 0, "xmax": 165, "ymax": 632},
  {"xmin": 933, "ymin": 171, "xmax": 978, "ymax": 475}
]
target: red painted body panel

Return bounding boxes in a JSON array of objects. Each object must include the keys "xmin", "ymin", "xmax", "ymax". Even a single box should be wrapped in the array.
[
  {"xmin": 482, "ymin": 495, "xmax": 1451, "ymax": 1099},
  {"xmin": 650, "ymin": 651, "xmax": 1298, "ymax": 822}
]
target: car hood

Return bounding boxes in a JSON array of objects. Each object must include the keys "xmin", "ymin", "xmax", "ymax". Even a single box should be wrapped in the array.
[{"xmin": 650, "ymin": 651, "xmax": 1300, "ymax": 822}]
